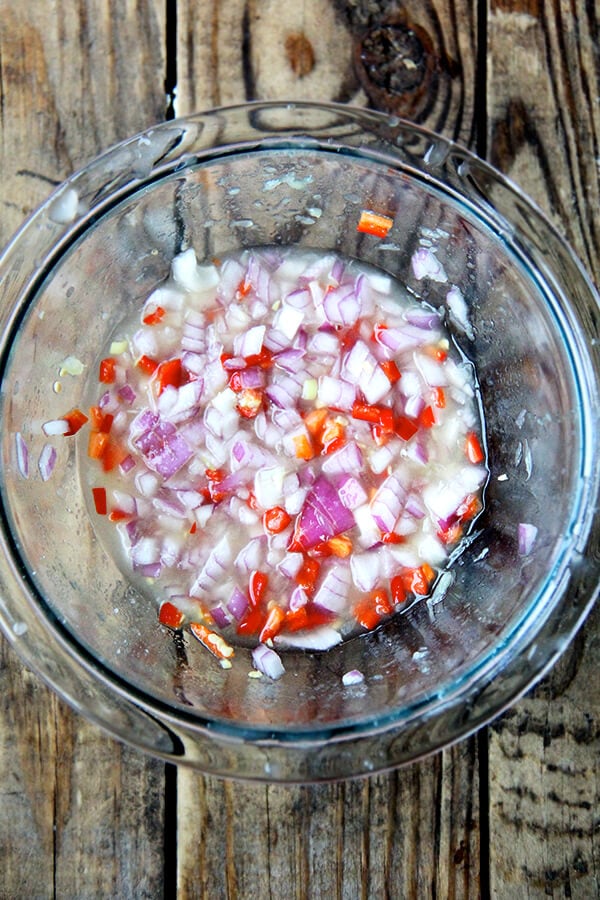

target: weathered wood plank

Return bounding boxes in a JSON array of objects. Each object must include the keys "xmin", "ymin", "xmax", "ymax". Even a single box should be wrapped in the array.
[
  {"xmin": 175, "ymin": 0, "xmax": 479, "ymax": 145},
  {"xmin": 486, "ymin": 0, "xmax": 600, "ymax": 282},
  {"xmin": 488, "ymin": 606, "xmax": 600, "ymax": 898},
  {"xmin": 0, "ymin": 3, "xmax": 168, "ymax": 897},
  {"xmin": 486, "ymin": 1, "xmax": 600, "ymax": 895},
  {"xmin": 177, "ymin": 738, "xmax": 481, "ymax": 898},
  {"xmin": 0, "ymin": 1, "xmax": 167, "ymax": 240}
]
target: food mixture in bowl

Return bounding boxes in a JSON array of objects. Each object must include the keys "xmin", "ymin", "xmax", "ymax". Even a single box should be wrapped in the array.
[{"xmin": 49, "ymin": 245, "xmax": 487, "ymax": 678}]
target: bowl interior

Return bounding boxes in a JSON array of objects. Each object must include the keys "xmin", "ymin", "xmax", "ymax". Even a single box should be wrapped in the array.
[{"xmin": 0, "ymin": 135, "xmax": 595, "ymax": 740}]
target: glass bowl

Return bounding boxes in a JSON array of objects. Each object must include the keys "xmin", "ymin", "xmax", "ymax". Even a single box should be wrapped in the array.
[{"xmin": 0, "ymin": 102, "xmax": 598, "ymax": 782}]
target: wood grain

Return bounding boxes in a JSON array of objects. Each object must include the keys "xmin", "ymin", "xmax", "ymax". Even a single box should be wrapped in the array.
[
  {"xmin": 177, "ymin": 738, "xmax": 481, "ymax": 898},
  {"xmin": 175, "ymin": 0, "xmax": 479, "ymax": 144},
  {"xmin": 0, "ymin": 3, "xmax": 167, "ymax": 897},
  {"xmin": 486, "ymin": 0, "xmax": 600, "ymax": 895}
]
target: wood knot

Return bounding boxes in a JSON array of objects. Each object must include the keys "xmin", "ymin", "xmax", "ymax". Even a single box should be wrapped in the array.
[
  {"xmin": 285, "ymin": 32, "xmax": 316, "ymax": 78},
  {"xmin": 355, "ymin": 19, "xmax": 438, "ymax": 118}
]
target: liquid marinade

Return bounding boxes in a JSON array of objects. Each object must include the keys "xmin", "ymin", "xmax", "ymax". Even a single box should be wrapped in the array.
[{"xmin": 79, "ymin": 246, "xmax": 488, "ymax": 672}]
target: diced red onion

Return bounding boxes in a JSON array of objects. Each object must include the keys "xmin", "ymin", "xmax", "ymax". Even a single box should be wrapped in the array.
[
  {"xmin": 159, "ymin": 536, "xmax": 182, "ymax": 568},
  {"xmin": 341, "ymin": 339, "xmax": 373, "ymax": 381},
  {"xmin": 360, "ymin": 363, "xmax": 391, "ymax": 405},
  {"xmin": 277, "ymin": 552, "xmax": 304, "ymax": 579},
  {"xmin": 317, "ymin": 375, "xmax": 356, "ymax": 411},
  {"xmin": 350, "ymin": 551, "xmax": 381, "ymax": 591},
  {"xmin": 227, "ymin": 585, "xmax": 248, "ymax": 620},
  {"xmin": 131, "ymin": 536, "xmax": 161, "ymax": 567},
  {"xmin": 370, "ymin": 473, "xmax": 406, "ymax": 533},
  {"xmin": 272, "ymin": 304, "xmax": 305, "ymax": 341},
  {"xmin": 518, "ymin": 522, "xmax": 538, "ymax": 556},
  {"xmin": 238, "ymin": 367, "xmax": 265, "ymax": 389},
  {"xmin": 38, "ymin": 444, "xmax": 57, "ymax": 481},
  {"xmin": 322, "ymin": 441, "xmax": 364, "ymax": 476},
  {"xmin": 404, "ymin": 307, "xmax": 441, "ymax": 329},
  {"xmin": 252, "ymin": 643, "xmax": 285, "ymax": 680},
  {"xmin": 283, "ymin": 288, "xmax": 312, "ymax": 310},
  {"xmin": 230, "ymin": 440, "xmax": 274, "ymax": 471},
  {"xmin": 331, "ymin": 257, "xmax": 345, "ymax": 283},
  {"xmin": 404, "ymin": 393, "xmax": 425, "ymax": 419},
  {"xmin": 119, "ymin": 454, "xmax": 136, "ymax": 474},
  {"xmin": 254, "ymin": 465, "xmax": 285, "ymax": 508},
  {"xmin": 284, "ymin": 486, "xmax": 307, "ymax": 515},
  {"xmin": 265, "ymin": 380, "xmax": 299, "ymax": 409},
  {"xmin": 415, "ymin": 353, "xmax": 448, "ymax": 387},
  {"xmin": 411, "ymin": 247, "xmax": 448, "ymax": 283},
  {"xmin": 118, "ymin": 384, "xmax": 137, "ymax": 405},
  {"xmin": 233, "ymin": 325, "xmax": 267, "ymax": 357},
  {"xmin": 289, "ymin": 586, "xmax": 309, "ymax": 611},
  {"xmin": 313, "ymin": 567, "xmax": 351, "ymax": 613},
  {"xmin": 246, "ymin": 255, "xmax": 272, "ymax": 303},
  {"xmin": 369, "ymin": 442, "xmax": 399, "ymax": 475},
  {"xmin": 405, "ymin": 494, "xmax": 426, "ymax": 519},
  {"xmin": 335, "ymin": 474, "xmax": 368, "ymax": 511},
  {"xmin": 210, "ymin": 604, "xmax": 232, "ymax": 629},
  {"xmin": 308, "ymin": 330, "xmax": 339, "ymax": 356},
  {"xmin": 191, "ymin": 535, "xmax": 234, "ymax": 595},
  {"xmin": 374, "ymin": 324, "xmax": 432, "ymax": 352},
  {"xmin": 15, "ymin": 433, "xmax": 29, "ymax": 478},
  {"xmin": 274, "ymin": 626, "xmax": 342, "ymax": 651},
  {"xmin": 295, "ymin": 476, "xmax": 356, "ymax": 549},
  {"xmin": 112, "ymin": 490, "xmax": 137, "ymax": 515},
  {"xmin": 234, "ymin": 537, "xmax": 265, "ymax": 573},
  {"xmin": 273, "ymin": 348, "xmax": 306, "ymax": 373},
  {"xmin": 136, "ymin": 562, "xmax": 162, "ymax": 578},
  {"xmin": 217, "ymin": 257, "xmax": 246, "ymax": 301},
  {"xmin": 323, "ymin": 285, "xmax": 361, "ymax": 326},
  {"xmin": 133, "ymin": 414, "xmax": 193, "ymax": 479}
]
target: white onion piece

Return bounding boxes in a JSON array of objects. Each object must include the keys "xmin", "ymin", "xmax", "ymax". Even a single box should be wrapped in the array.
[
  {"xmin": 370, "ymin": 474, "xmax": 406, "ymax": 532},
  {"xmin": 252, "ymin": 644, "xmax": 285, "ymax": 680},
  {"xmin": 411, "ymin": 247, "xmax": 448, "ymax": 283},
  {"xmin": 350, "ymin": 551, "xmax": 380, "ymax": 591},
  {"xmin": 172, "ymin": 248, "xmax": 219, "ymax": 294},
  {"xmin": 254, "ymin": 466, "xmax": 285, "ymax": 508},
  {"xmin": 313, "ymin": 568, "xmax": 351, "ymax": 613},
  {"xmin": 272, "ymin": 304, "xmax": 304, "ymax": 340},
  {"xmin": 190, "ymin": 535, "xmax": 233, "ymax": 595},
  {"xmin": 42, "ymin": 418, "xmax": 70, "ymax": 436},
  {"xmin": 233, "ymin": 325, "xmax": 265, "ymax": 358},
  {"xmin": 317, "ymin": 375, "xmax": 355, "ymax": 411},
  {"xmin": 274, "ymin": 626, "xmax": 343, "ymax": 651},
  {"xmin": 446, "ymin": 286, "xmax": 474, "ymax": 339},
  {"xmin": 342, "ymin": 669, "xmax": 365, "ymax": 686},
  {"xmin": 234, "ymin": 538, "xmax": 264, "ymax": 573},
  {"xmin": 354, "ymin": 504, "xmax": 382, "ymax": 548}
]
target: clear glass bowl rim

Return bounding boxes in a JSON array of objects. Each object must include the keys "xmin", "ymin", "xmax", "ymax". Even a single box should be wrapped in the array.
[{"xmin": 0, "ymin": 100, "xmax": 598, "ymax": 780}]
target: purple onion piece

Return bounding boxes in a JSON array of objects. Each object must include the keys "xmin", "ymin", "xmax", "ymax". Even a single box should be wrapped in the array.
[
  {"xmin": 210, "ymin": 604, "xmax": 232, "ymax": 629},
  {"xmin": 518, "ymin": 522, "xmax": 538, "ymax": 556},
  {"xmin": 38, "ymin": 444, "xmax": 57, "ymax": 482},
  {"xmin": 227, "ymin": 585, "xmax": 248, "ymax": 620},
  {"xmin": 15, "ymin": 433, "xmax": 29, "ymax": 479},
  {"xmin": 295, "ymin": 476, "xmax": 356, "ymax": 550}
]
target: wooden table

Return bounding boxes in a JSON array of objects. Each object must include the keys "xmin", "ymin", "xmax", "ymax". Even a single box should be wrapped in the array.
[{"xmin": 1, "ymin": 2, "xmax": 598, "ymax": 896}]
